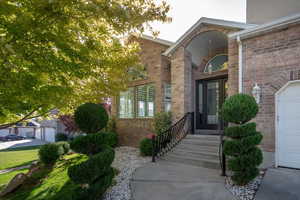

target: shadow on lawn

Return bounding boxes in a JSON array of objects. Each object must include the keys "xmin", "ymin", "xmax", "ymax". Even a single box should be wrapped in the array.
[{"xmin": 3, "ymin": 155, "xmax": 85, "ymax": 200}]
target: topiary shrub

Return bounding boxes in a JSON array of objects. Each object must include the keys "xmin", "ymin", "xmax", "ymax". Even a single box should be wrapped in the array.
[
  {"xmin": 74, "ymin": 103, "xmax": 109, "ymax": 134},
  {"xmin": 221, "ymin": 94, "xmax": 263, "ymax": 185},
  {"xmin": 56, "ymin": 141, "xmax": 70, "ymax": 154},
  {"xmin": 102, "ymin": 131, "xmax": 118, "ymax": 148},
  {"xmin": 55, "ymin": 133, "xmax": 68, "ymax": 142},
  {"xmin": 68, "ymin": 103, "xmax": 114, "ymax": 200},
  {"xmin": 139, "ymin": 138, "xmax": 153, "ymax": 156},
  {"xmin": 154, "ymin": 112, "xmax": 172, "ymax": 135},
  {"xmin": 39, "ymin": 144, "xmax": 62, "ymax": 165}
]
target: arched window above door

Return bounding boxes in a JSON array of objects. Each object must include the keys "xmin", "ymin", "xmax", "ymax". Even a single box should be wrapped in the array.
[{"xmin": 204, "ymin": 54, "xmax": 228, "ymax": 73}]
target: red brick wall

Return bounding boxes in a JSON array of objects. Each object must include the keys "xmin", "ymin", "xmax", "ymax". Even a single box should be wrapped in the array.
[
  {"xmin": 229, "ymin": 24, "xmax": 300, "ymax": 152},
  {"xmin": 111, "ymin": 38, "xmax": 171, "ymax": 147}
]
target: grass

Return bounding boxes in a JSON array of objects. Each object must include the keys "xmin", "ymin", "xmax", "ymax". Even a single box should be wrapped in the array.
[
  {"xmin": 0, "ymin": 146, "xmax": 40, "ymax": 170},
  {"xmin": 0, "ymin": 169, "xmax": 29, "ymax": 186},
  {"xmin": 3, "ymin": 154, "xmax": 88, "ymax": 200}
]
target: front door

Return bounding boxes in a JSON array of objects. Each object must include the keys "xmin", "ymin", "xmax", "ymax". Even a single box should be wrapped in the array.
[{"xmin": 195, "ymin": 78, "xmax": 227, "ymax": 130}]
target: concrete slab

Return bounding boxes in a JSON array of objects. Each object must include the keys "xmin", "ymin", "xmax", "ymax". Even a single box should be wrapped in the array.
[
  {"xmin": 131, "ymin": 160, "xmax": 235, "ymax": 200},
  {"xmin": 256, "ymin": 168, "xmax": 300, "ymax": 200}
]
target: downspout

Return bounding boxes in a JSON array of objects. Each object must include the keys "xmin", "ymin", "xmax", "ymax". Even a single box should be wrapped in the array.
[{"xmin": 237, "ymin": 36, "xmax": 243, "ymax": 93}]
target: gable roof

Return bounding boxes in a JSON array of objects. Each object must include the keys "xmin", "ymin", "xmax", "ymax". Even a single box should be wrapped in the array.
[
  {"xmin": 229, "ymin": 13, "xmax": 300, "ymax": 40},
  {"xmin": 163, "ymin": 17, "xmax": 256, "ymax": 56},
  {"xmin": 139, "ymin": 34, "xmax": 174, "ymax": 46}
]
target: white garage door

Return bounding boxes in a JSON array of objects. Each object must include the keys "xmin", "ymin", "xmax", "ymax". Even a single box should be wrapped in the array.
[{"xmin": 277, "ymin": 81, "xmax": 300, "ymax": 169}]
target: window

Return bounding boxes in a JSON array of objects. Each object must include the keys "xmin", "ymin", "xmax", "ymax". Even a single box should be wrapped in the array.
[
  {"xmin": 204, "ymin": 54, "xmax": 228, "ymax": 73},
  {"xmin": 119, "ymin": 88, "xmax": 134, "ymax": 118},
  {"xmin": 136, "ymin": 84, "xmax": 155, "ymax": 117},
  {"xmin": 164, "ymin": 83, "xmax": 171, "ymax": 112}
]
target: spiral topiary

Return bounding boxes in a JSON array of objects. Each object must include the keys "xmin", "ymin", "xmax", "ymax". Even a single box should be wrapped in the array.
[
  {"xmin": 74, "ymin": 103, "xmax": 109, "ymax": 134},
  {"xmin": 221, "ymin": 94, "xmax": 263, "ymax": 185},
  {"xmin": 68, "ymin": 103, "xmax": 114, "ymax": 199}
]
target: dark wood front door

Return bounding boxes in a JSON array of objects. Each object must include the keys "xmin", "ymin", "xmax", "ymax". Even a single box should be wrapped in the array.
[{"xmin": 195, "ymin": 78, "xmax": 227, "ymax": 130}]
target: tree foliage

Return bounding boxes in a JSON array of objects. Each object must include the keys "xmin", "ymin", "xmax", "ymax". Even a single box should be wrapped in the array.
[{"xmin": 0, "ymin": 0, "xmax": 170, "ymax": 127}]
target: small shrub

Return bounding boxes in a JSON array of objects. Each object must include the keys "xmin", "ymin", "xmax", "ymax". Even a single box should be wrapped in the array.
[
  {"xmin": 139, "ymin": 138, "xmax": 152, "ymax": 156},
  {"xmin": 74, "ymin": 103, "xmax": 108, "ymax": 133},
  {"xmin": 56, "ymin": 141, "xmax": 70, "ymax": 154},
  {"xmin": 221, "ymin": 94, "xmax": 263, "ymax": 185},
  {"xmin": 55, "ymin": 133, "xmax": 68, "ymax": 142},
  {"xmin": 38, "ymin": 144, "xmax": 61, "ymax": 165},
  {"xmin": 154, "ymin": 112, "xmax": 172, "ymax": 135}
]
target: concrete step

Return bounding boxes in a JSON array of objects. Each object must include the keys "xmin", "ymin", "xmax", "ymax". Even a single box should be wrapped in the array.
[
  {"xmin": 171, "ymin": 148, "xmax": 219, "ymax": 158},
  {"xmin": 180, "ymin": 139, "xmax": 220, "ymax": 146},
  {"xmin": 176, "ymin": 142, "xmax": 219, "ymax": 150},
  {"xmin": 175, "ymin": 144, "xmax": 219, "ymax": 153},
  {"xmin": 162, "ymin": 155, "xmax": 220, "ymax": 170},
  {"xmin": 185, "ymin": 134, "xmax": 221, "ymax": 141},
  {"xmin": 167, "ymin": 151, "xmax": 219, "ymax": 161}
]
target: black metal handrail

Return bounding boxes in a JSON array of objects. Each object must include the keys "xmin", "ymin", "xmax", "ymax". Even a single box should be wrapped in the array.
[
  {"xmin": 218, "ymin": 119, "xmax": 226, "ymax": 176},
  {"xmin": 152, "ymin": 112, "xmax": 193, "ymax": 162}
]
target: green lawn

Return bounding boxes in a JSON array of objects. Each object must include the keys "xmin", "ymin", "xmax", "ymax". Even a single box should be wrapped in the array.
[
  {"xmin": 0, "ymin": 169, "xmax": 29, "ymax": 186},
  {"xmin": 0, "ymin": 146, "xmax": 40, "ymax": 170},
  {"xmin": 4, "ymin": 154, "xmax": 88, "ymax": 200}
]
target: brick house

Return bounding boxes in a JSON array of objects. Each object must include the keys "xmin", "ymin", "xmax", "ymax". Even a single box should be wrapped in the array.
[{"xmin": 112, "ymin": 1, "xmax": 300, "ymax": 169}]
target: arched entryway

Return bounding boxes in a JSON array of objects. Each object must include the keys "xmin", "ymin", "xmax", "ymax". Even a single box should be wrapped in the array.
[{"xmin": 186, "ymin": 31, "xmax": 228, "ymax": 134}]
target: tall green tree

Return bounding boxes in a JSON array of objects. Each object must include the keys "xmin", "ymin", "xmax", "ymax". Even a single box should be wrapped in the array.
[{"xmin": 0, "ymin": 0, "xmax": 170, "ymax": 128}]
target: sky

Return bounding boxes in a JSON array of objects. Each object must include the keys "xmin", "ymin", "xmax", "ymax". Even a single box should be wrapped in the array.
[{"xmin": 147, "ymin": 0, "xmax": 246, "ymax": 42}]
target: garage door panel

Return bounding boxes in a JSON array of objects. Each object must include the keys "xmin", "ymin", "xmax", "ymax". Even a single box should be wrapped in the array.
[{"xmin": 277, "ymin": 82, "xmax": 300, "ymax": 169}]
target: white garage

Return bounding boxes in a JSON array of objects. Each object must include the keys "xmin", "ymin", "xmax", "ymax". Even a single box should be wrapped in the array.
[{"xmin": 276, "ymin": 81, "xmax": 300, "ymax": 169}]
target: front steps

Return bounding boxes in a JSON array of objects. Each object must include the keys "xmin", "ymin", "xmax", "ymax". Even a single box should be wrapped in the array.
[{"xmin": 161, "ymin": 134, "xmax": 221, "ymax": 170}]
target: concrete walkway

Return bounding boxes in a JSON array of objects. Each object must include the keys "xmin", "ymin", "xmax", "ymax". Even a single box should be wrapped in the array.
[
  {"xmin": 256, "ymin": 168, "xmax": 300, "ymax": 200},
  {"xmin": 131, "ymin": 160, "xmax": 234, "ymax": 200},
  {"xmin": 0, "ymin": 139, "xmax": 47, "ymax": 150}
]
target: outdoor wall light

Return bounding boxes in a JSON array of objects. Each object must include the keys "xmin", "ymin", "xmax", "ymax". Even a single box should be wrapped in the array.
[{"xmin": 252, "ymin": 83, "xmax": 261, "ymax": 104}]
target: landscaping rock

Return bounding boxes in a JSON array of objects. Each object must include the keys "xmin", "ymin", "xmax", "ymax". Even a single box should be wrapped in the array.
[
  {"xmin": 0, "ymin": 173, "xmax": 27, "ymax": 197},
  {"xmin": 102, "ymin": 146, "xmax": 150, "ymax": 200},
  {"xmin": 225, "ymin": 170, "xmax": 266, "ymax": 200}
]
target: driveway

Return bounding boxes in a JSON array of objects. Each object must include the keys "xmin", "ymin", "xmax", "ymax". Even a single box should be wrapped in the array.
[
  {"xmin": 0, "ymin": 139, "xmax": 47, "ymax": 150},
  {"xmin": 131, "ymin": 160, "xmax": 234, "ymax": 200},
  {"xmin": 256, "ymin": 168, "xmax": 300, "ymax": 200}
]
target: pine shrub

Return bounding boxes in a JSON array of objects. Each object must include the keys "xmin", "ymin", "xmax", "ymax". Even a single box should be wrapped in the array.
[
  {"xmin": 221, "ymin": 94, "xmax": 263, "ymax": 185},
  {"xmin": 38, "ymin": 144, "xmax": 62, "ymax": 165},
  {"xmin": 68, "ymin": 103, "xmax": 114, "ymax": 199},
  {"xmin": 139, "ymin": 138, "xmax": 152, "ymax": 156},
  {"xmin": 154, "ymin": 112, "xmax": 172, "ymax": 135}
]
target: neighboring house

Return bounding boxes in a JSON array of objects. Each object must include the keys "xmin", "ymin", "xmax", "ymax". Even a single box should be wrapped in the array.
[{"xmin": 112, "ymin": 1, "xmax": 300, "ymax": 169}]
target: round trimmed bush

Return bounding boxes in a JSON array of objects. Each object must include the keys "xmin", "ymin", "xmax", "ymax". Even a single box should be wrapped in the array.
[
  {"xmin": 39, "ymin": 144, "xmax": 62, "ymax": 165},
  {"xmin": 221, "ymin": 94, "xmax": 263, "ymax": 185},
  {"xmin": 74, "ymin": 103, "xmax": 108, "ymax": 133},
  {"xmin": 56, "ymin": 141, "xmax": 70, "ymax": 154},
  {"xmin": 102, "ymin": 131, "xmax": 118, "ymax": 148},
  {"xmin": 221, "ymin": 94, "xmax": 258, "ymax": 124},
  {"xmin": 55, "ymin": 133, "xmax": 68, "ymax": 142},
  {"xmin": 139, "ymin": 138, "xmax": 152, "ymax": 156}
]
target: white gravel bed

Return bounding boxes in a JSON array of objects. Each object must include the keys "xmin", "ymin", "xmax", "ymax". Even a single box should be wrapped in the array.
[
  {"xmin": 225, "ymin": 170, "xmax": 266, "ymax": 200},
  {"xmin": 103, "ymin": 146, "xmax": 151, "ymax": 200}
]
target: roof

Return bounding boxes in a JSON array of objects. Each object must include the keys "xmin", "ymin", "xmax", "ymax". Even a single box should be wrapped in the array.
[
  {"xmin": 140, "ymin": 34, "xmax": 174, "ymax": 46},
  {"xmin": 163, "ymin": 17, "xmax": 256, "ymax": 56},
  {"xmin": 229, "ymin": 13, "xmax": 300, "ymax": 40}
]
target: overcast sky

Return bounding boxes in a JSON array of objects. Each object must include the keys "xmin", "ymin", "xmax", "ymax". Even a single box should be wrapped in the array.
[{"xmin": 147, "ymin": 0, "xmax": 246, "ymax": 42}]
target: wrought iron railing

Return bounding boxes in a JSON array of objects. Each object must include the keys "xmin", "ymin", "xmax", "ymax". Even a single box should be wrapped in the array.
[
  {"xmin": 218, "ymin": 119, "xmax": 226, "ymax": 176},
  {"xmin": 152, "ymin": 112, "xmax": 194, "ymax": 162}
]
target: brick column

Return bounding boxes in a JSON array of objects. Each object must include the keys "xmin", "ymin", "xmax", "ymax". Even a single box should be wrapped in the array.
[
  {"xmin": 171, "ymin": 47, "xmax": 193, "ymax": 121},
  {"xmin": 228, "ymin": 39, "xmax": 239, "ymax": 96}
]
